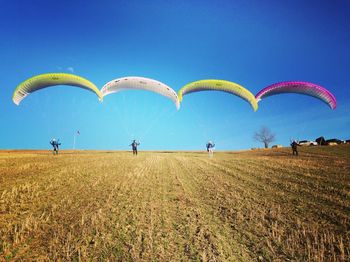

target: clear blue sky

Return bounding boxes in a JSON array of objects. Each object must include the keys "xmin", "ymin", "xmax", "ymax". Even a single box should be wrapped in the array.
[{"xmin": 0, "ymin": 0, "xmax": 349, "ymax": 150}]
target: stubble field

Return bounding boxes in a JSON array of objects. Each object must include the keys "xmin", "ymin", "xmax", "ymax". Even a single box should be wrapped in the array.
[{"xmin": 0, "ymin": 145, "xmax": 349, "ymax": 261}]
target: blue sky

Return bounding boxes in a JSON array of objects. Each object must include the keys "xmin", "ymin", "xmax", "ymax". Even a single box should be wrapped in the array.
[{"xmin": 0, "ymin": 0, "xmax": 349, "ymax": 150}]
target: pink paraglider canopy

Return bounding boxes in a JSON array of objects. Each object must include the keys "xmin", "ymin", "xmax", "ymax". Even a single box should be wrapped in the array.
[{"xmin": 255, "ymin": 81, "xmax": 336, "ymax": 109}]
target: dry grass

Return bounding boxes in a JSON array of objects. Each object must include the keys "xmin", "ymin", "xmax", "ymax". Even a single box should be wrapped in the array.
[{"xmin": 0, "ymin": 145, "xmax": 349, "ymax": 261}]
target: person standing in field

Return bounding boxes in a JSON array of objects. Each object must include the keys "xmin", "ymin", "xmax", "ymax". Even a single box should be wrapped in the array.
[
  {"xmin": 290, "ymin": 140, "xmax": 299, "ymax": 156},
  {"xmin": 50, "ymin": 138, "xmax": 61, "ymax": 155},
  {"xmin": 206, "ymin": 141, "xmax": 215, "ymax": 157},
  {"xmin": 130, "ymin": 140, "xmax": 140, "ymax": 155}
]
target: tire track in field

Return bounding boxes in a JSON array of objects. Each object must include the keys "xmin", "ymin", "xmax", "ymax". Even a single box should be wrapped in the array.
[
  {"xmin": 176, "ymin": 155, "xmax": 272, "ymax": 259},
  {"xmin": 94, "ymin": 154, "xmax": 169, "ymax": 261},
  {"xmin": 191, "ymin": 155, "xmax": 349, "ymax": 261},
  {"xmin": 172, "ymin": 155, "xmax": 254, "ymax": 261},
  {"xmin": 186, "ymin": 156, "xmax": 295, "ymax": 260},
  {"xmin": 50, "ymin": 154, "xmax": 155, "ymax": 260}
]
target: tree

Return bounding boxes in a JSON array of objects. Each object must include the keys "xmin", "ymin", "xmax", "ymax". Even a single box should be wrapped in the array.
[{"xmin": 254, "ymin": 126, "xmax": 276, "ymax": 148}]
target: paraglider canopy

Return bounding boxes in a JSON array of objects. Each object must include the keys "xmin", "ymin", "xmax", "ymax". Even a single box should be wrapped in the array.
[
  {"xmin": 101, "ymin": 76, "xmax": 180, "ymax": 110},
  {"xmin": 255, "ymin": 81, "xmax": 336, "ymax": 109},
  {"xmin": 178, "ymin": 79, "xmax": 258, "ymax": 111},
  {"xmin": 13, "ymin": 73, "xmax": 102, "ymax": 105}
]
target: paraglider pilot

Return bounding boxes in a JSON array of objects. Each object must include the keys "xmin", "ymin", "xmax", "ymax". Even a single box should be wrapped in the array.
[
  {"xmin": 206, "ymin": 141, "xmax": 215, "ymax": 157},
  {"xmin": 130, "ymin": 140, "xmax": 140, "ymax": 155},
  {"xmin": 50, "ymin": 138, "xmax": 61, "ymax": 155},
  {"xmin": 290, "ymin": 140, "xmax": 299, "ymax": 156}
]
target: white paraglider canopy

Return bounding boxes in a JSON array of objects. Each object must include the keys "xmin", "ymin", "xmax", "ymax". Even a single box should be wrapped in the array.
[{"xmin": 101, "ymin": 76, "xmax": 180, "ymax": 110}]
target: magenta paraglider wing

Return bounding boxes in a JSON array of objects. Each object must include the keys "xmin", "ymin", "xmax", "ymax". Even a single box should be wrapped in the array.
[{"xmin": 255, "ymin": 81, "xmax": 336, "ymax": 109}]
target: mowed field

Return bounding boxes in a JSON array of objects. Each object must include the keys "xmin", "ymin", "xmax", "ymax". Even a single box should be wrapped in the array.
[{"xmin": 0, "ymin": 146, "xmax": 349, "ymax": 261}]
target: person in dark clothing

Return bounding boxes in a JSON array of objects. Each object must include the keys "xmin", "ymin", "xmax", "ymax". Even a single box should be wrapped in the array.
[
  {"xmin": 50, "ymin": 139, "xmax": 61, "ymax": 155},
  {"xmin": 290, "ymin": 140, "xmax": 299, "ymax": 156},
  {"xmin": 206, "ymin": 141, "xmax": 215, "ymax": 157},
  {"xmin": 130, "ymin": 140, "xmax": 140, "ymax": 155}
]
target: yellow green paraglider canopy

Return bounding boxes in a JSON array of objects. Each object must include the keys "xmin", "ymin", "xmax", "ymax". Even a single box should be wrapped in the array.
[
  {"xmin": 13, "ymin": 73, "xmax": 103, "ymax": 105},
  {"xmin": 178, "ymin": 79, "xmax": 258, "ymax": 111}
]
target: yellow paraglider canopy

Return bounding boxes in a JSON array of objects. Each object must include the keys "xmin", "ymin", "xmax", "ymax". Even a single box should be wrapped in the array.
[
  {"xmin": 12, "ymin": 73, "xmax": 103, "ymax": 105},
  {"xmin": 178, "ymin": 79, "xmax": 258, "ymax": 111}
]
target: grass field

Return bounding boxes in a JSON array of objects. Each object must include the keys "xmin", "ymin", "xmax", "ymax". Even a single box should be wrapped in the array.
[{"xmin": 0, "ymin": 145, "xmax": 349, "ymax": 261}]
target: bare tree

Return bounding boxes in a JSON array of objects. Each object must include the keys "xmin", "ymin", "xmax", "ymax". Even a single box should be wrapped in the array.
[{"xmin": 254, "ymin": 126, "xmax": 275, "ymax": 148}]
